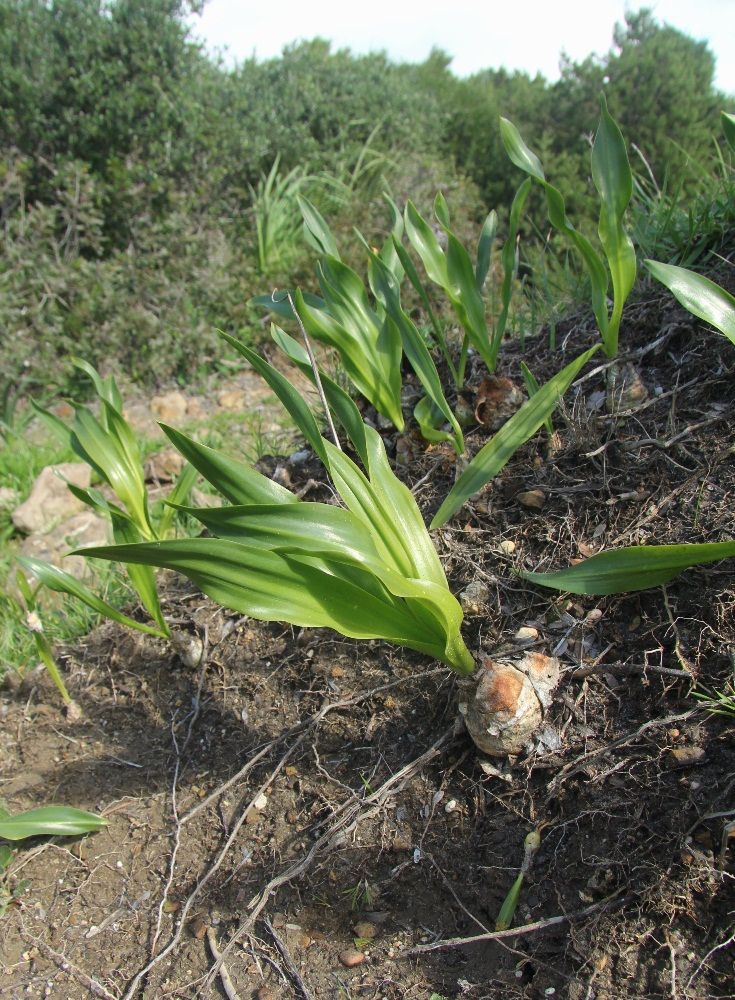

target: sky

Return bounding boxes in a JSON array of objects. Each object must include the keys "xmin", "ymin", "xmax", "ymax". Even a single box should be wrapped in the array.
[{"xmin": 188, "ymin": 1, "xmax": 735, "ymax": 95}]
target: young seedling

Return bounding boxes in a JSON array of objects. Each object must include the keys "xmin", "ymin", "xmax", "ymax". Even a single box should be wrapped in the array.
[
  {"xmin": 20, "ymin": 360, "xmax": 201, "ymax": 700},
  {"xmin": 500, "ymin": 94, "xmax": 636, "ymax": 360}
]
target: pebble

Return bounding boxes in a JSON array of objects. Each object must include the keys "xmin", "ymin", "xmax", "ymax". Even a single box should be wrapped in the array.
[
  {"xmin": 669, "ymin": 747, "xmax": 706, "ymax": 766},
  {"xmin": 352, "ymin": 921, "xmax": 377, "ymax": 940},
  {"xmin": 498, "ymin": 539, "xmax": 516, "ymax": 554},
  {"xmin": 339, "ymin": 948, "xmax": 366, "ymax": 968},
  {"xmin": 514, "ymin": 626, "xmax": 539, "ymax": 642},
  {"xmin": 517, "ymin": 489, "xmax": 546, "ymax": 510},
  {"xmin": 444, "ymin": 799, "xmax": 459, "ymax": 814},
  {"xmin": 253, "ymin": 792, "xmax": 269, "ymax": 810}
]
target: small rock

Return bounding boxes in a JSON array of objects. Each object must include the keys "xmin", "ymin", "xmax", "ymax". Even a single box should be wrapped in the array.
[
  {"xmin": 189, "ymin": 915, "xmax": 208, "ymax": 940},
  {"xmin": 498, "ymin": 539, "xmax": 516, "ymax": 555},
  {"xmin": 352, "ymin": 921, "xmax": 377, "ymax": 940},
  {"xmin": 253, "ymin": 792, "xmax": 268, "ymax": 811},
  {"xmin": 144, "ymin": 448, "xmax": 185, "ymax": 483},
  {"xmin": 444, "ymin": 799, "xmax": 458, "ymax": 814},
  {"xmin": 339, "ymin": 948, "xmax": 365, "ymax": 968},
  {"xmin": 514, "ymin": 626, "xmax": 539, "ymax": 642},
  {"xmin": 151, "ymin": 391, "xmax": 188, "ymax": 423},
  {"xmin": 517, "ymin": 490, "xmax": 546, "ymax": 511},
  {"xmin": 669, "ymin": 747, "xmax": 706, "ymax": 766},
  {"xmin": 217, "ymin": 388, "xmax": 246, "ymax": 411},
  {"xmin": 459, "ymin": 580, "xmax": 490, "ymax": 616},
  {"xmin": 391, "ymin": 831, "xmax": 413, "ymax": 852},
  {"xmin": 12, "ymin": 463, "xmax": 91, "ymax": 534},
  {"xmin": 19, "ymin": 510, "xmax": 109, "ymax": 580}
]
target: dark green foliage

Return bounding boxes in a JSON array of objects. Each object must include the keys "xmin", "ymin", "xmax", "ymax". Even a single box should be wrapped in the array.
[{"xmin": 0, "ymin": 2, "xmax": 730, "ymax": 392}]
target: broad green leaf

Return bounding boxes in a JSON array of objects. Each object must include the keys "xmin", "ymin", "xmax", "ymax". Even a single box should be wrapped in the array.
[
  {"xmin": 294, "ymin": 274, "xmax": 404, "ymax": 431},
  {"xmin": 174, "ymin": 501, "xmax": 382, "ymax": 563},
  {"xmin": 30, "ymin": 399, "xmax": 72, "ymax": 447},
  {"xmin": 476, "ymin": 209, "xmax": 498, "ymax": 291},
  {"xmin": 108, "ymin": 512, "xmax": 168, "ymax": 633},
  {"xmin": 431, "ymin": 346, "xmax": 599, "ymax": 528},
  {"xmin": 496, "ymin": 873, "xmax": 524, "ymax": 931},
  {"xmin": 270, "ymin": 326, "xmax": 369, "ymax": 466},
  {"xmin": 414, "ymin": 395, "xmax": 456, "ymax": 445},
  {"xmin": 368, "ymin": 253, "xmax": 464, "ymax": 453},
  {"xmin": 30, "ymin": 628, "xmax": 72, "ymax": 705},
  {"xmin": 500, "ymin": 116, "xmax": 610, "ymax": 346},
  {"xmin": 250, "ymin": 290, "xmax": 326, "ymax": 321},
  {"xmin": 220, "ymin": 331, "xmax": 331, "ymax": 459},
  {"xmin": 644, "ymin": 260, "xmax": 735, "ymax": 345},
  {"xmin": 75, "ymin": 538, "xmax": 451, "ymax": 661},
  {"xmin": 160, "ymin": 424, "xmax": 298, "ymax": 506},
  {"xmin": 298, "ymin": 196, "xmax": 340, "ymax": 258},
  {"xmin": 158, "ymin": 462, "xmax": 198, "ymax": 538},
  {"xmin": 521, "ymin": 541, "xmax": 735, "ymax": 595},
  {"xmin": 591, "ymin": 94, "xmax": 636, "ymax": 356},
  {"xmin": 519, "ymin": 361, "xmax": 553, "ymax": 434},
  {"xmin": 0, "ymin": 807, "xmax": 106, "ymax": 842},
  {"xmin": 499, "ymin": 117, "xmax": 546, "ymax": 181},
  {"xmin": 69, "ymin": 404, "xmax": 151, "ymax": 536},
  {"xmin": 405, "ymin": 200, "xmax": 448, "ymax": 286},
  {"xmin": 18, "ymin": 557, "xmax": 169, "ymax": 638},
  {"xmin": 493, "ymin": 178, "xmax": 533, "ymax": 366},
  {"xmin": 406, "ymin": 200, "xmax": 494, "ymax": 371},
  {"xmin": 391, "ymin": 236, "xmax": 452, "ymax": 376},
  {"xmin": 71, "ymin": 358, "xmax": 123, "ymax": 414},
  {"xmin": 722, "ymin": 111, "xmax": 735, "ymax": 153}
]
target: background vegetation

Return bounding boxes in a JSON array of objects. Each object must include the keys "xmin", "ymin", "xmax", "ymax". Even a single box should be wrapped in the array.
[{"xmin": 0, "ymin": 0, "xmax": 732, "ymax": 394}]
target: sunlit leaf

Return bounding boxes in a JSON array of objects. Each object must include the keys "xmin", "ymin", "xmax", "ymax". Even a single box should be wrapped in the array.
[
  {"xmin": 521, "ymin": 541, "xmax": 735, "ymax": 595},
  {"xmin": 644, "ymin": 260, "xmax": 735, "ymax": 345},
  {"xmin": 0, "ymin": 807, "xmax": 106, "ymax": 842},
  {"xmin": 431, "ymin": 346, "xmax": 599, "ymax": 527}
]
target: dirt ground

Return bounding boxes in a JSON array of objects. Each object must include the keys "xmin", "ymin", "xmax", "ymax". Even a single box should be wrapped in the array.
[{"xmin": 1, "ymin": 285, "xmax": 734, "ymax": 999}]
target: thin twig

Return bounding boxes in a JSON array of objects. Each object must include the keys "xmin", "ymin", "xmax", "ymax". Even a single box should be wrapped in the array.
[
  {"xmin": 20, "ymin": 932, "xmax": 118, "ymax": 1000},
  {"xmin": 276, "ymin": 288, "xmax": 341, "ymax": 451},
  {"xmin": 399, "ymin": 893, "xmax": 629, "ymax": 955},
  {"xmin": 569, "ymin": 661, "xmax": 693, "ymax": 680},
  {"xmin": 546, "ymin": 708, "xmax": 699, "ymax": 797},
  {"xmin": 206, "ymin": 927, "xmax": 241, "ymax": 1000},
  {"xmin": 204, "ymin": 728, "xmax": 455, "ymax": 988},
  {"xmin": 265, "ymin": 917, "xmax": 315, "ymax": 1000}
]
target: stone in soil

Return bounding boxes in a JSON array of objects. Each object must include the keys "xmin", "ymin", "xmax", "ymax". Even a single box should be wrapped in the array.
[
  {"xmin": 12, "ymin": 462, "xmax": 91, "ymax": 534},
  {"xmin": 339, "ymin": 948, "xmax": 365, "ymax": 968}
]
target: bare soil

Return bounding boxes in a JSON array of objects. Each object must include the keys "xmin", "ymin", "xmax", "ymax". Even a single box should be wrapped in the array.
[{"xmin": 2, "ymin": 286, "xmax": 734, "ymax": 999}]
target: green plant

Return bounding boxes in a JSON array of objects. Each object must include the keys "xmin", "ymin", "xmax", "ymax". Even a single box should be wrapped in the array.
[
  {"xmin": 644, "ymin": 261, "xmax": 735, "ymax": 346},
  {"xmin": 74, "ymin": 337, "xmax": 476, "ymax": 674},
  {"xmin": 18, "ymin": 361, "xmax": 199, "ymax": 681},
  {"xmin": 520, "ymin": 542, "xmax": 735, "ymax": 595},
  {"xmin": 402, "ymin": 187, "xmax": 528, "ymax": 378},
  {"xmin": 0, "ymin": 804, "xmax": 106, "ymax": 841},
  {"xmin": 0, "ymin": 844, "xmax": 28, "ymax": 918},
  {"xmin": 501, "ymin": 94, "xmax": 636, "ymax": 358},
  {"xmin": 342, "ymin": 878, "xmax": 375, "ymax": 911},
  {"xmin": 692, "ymin": 678, "xmax": 735, "ymax": 718},
  {"xmin": 249, "ymin": 156, "xmax": 313, "ymax": 273},
  {"xmin": 254, "ymin": 197, "xmax": 463, "ymax": 452},
  {"xmin": 431, "ymin": 346, "xmax": 599, "ymax": 528},
  {"xmin": 495, "ymin": 828, "xmax": 541, "ymax": 931}
]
